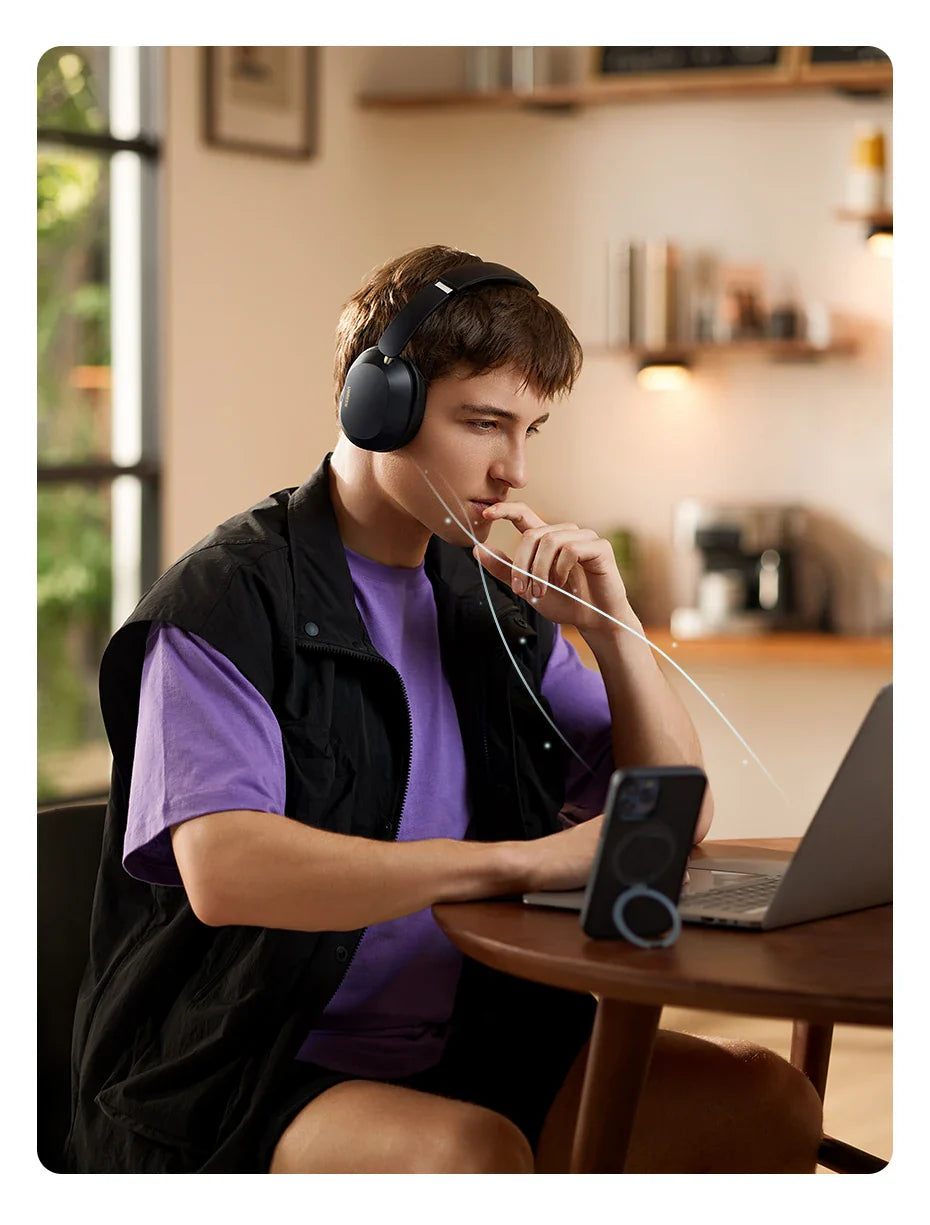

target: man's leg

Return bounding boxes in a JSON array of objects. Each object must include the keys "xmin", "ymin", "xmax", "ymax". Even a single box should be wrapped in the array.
[
  {"xmin": 535, "ymin": 1029, "xmax": 824, "ymax": 1173},
  {"xmin": 269, "ymin": 1079, "xmax": 535, "ymax": 1173}
]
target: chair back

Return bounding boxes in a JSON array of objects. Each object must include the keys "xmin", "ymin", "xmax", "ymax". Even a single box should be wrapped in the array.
[{"xmin": 37, "ymin": 801, "xmax": 106, "ymax": 1172}]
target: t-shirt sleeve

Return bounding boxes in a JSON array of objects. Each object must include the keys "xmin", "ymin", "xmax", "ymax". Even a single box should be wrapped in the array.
[
  {"xmin": 540, "ymin": 625, "xmax": 615, "ymax": 824},
  {"xmin": 123, "ymin": 621, "xmax": 286, "ymax": 887}
]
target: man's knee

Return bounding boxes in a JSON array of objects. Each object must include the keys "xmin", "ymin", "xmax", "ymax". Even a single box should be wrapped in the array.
[
  {"xmin": 269, "ymin": 1081, "xmax": 535, "ymax": 1174},
  {"xmin": 420, "ymin": 1103, "xmax": 535, "ymax": 1174},
  {"xmin": 728, "ymin": 1042, "xmax": 824, "ymax": 1169},
  {"xmin": 618, "ymin": 1029, "xmax": 825, "ymax": 1174}
]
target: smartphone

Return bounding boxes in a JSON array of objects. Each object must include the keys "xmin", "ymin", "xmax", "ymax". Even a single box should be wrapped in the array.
[{"xmin": 579, "ymin": 766, "xmax": 707, "ymax": 941}]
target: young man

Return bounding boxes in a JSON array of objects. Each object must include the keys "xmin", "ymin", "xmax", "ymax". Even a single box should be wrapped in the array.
[{"xmin": 66, "ymin": 246, "xmax": 822, "ymax": 1174}]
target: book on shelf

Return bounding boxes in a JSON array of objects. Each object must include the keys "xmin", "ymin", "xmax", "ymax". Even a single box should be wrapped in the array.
[{"xmin": 608, "ymin": 240, "xmax": 685, "ymax": 351}]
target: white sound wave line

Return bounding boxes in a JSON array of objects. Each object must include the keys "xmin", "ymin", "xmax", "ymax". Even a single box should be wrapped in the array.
[
  {"xmin": 418, "ymin": 465, "xmax": 791, "ymax": 807},
  {"xmin": 438, "ymin": 477, "xmax": 600, "ymax": 779}
]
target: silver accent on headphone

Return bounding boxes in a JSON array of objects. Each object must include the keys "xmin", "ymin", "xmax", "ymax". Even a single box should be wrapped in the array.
[{"xmin": 435, "ymin": 280, "xmax": 453, "ymax": 293}]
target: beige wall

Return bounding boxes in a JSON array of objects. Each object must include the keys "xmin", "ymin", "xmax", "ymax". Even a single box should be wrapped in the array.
[{"xmin": 163, "ymin": 47, "xmax": 892, "ymax": 634}]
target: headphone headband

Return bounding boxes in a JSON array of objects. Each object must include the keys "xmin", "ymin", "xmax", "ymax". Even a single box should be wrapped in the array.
[{"xmin": 377, "ymin": 261, "xmax": 537, "ymax": 359}]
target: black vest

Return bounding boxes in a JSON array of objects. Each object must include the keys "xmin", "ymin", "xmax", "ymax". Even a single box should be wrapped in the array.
[{"xmin": 65, "ymin": 455, "xmax": 571, "ymax": 1172}]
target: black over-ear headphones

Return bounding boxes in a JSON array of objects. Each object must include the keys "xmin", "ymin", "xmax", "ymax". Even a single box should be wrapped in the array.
[{"xmin": 338, "ymin": 260, "xmax": 538, "ymax": 452}]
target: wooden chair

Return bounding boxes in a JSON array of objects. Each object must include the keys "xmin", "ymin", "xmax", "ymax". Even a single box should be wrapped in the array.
[
  {"xmin": 791, "ymin": 1021, "xmax": 888, "ymax": 1173},
  {"xmin": 37, "ymin": 801, "xmax": 107, "ymax": 1172}
]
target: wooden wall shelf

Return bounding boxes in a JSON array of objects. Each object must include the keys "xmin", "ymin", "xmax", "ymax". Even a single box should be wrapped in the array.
[
  {"xmin": 359, "ymin": 56, "xmax": 891, "ymax": 113},
  {"xmin": 563, "ymin": 626, "xmax": 892, "ymax": 670},
  {"xmin": 836, "ymin": 208, "xmax": 893, "ymax": 227},
  {"xmin": 591, "ymin": 339, "xmax": 858, "ymax": 363},
  {"xmin": 359, "ymin": 79, "xmax": 890, "ymax": 111}
]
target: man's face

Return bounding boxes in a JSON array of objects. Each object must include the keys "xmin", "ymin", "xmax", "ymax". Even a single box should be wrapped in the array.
[{"xmin": 379, "ymin": 364, "xmax": 551, "ymax": 548}]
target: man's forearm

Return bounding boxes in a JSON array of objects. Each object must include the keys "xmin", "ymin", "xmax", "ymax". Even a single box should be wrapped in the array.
[
  {"xmin": 172, "ymin": 809, "xmax": 531, "ymax": 932},
  {"xmin": 580, "ymin": 610, "xmax": 714, "ymax": 839}
]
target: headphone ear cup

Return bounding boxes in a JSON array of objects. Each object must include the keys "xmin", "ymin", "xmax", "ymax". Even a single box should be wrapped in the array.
[
  {"xmin": 339, "ymin": 349, "xmax": 427, "ymax": 452},
  {"xmin": 397, "ymin": 360, "xmax": 427, "ymax": 447},
  {"xmin": 338, "ymin": 347, "xmax": 388, "ymax": 448}
]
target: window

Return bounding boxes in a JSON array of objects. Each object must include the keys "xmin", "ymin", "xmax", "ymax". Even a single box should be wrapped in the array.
[{"xmin": 37, "ymin": 47, "xmax": 162, "ymax": 803}]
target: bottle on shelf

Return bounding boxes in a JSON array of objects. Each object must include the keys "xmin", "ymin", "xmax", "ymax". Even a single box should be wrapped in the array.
[
  {"xmin": 691, "ymin": 252, "xmax": 720, "ymax": 344},
  {"xmin": 510, "ymin": 47, "xmax": 550, "ymax": 92},
  {"xmin": 466, "ymin": 48, "xmax": 507, "ymax": 93},
  {"xmin": 801, "ymin": 302, "xmax": 833, "ymax": 349},
  {"xmin": 768, "ymin": 277, "xmax": 801, "ymax": 341},
  {"xmin": 845, "ymin": 124, "xmax": 886, "ymax": 215}
]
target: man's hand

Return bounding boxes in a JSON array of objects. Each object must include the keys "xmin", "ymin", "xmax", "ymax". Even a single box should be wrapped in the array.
[
  {"xmin": 473, "ymin": 502, "xmax": 632, "ymax": 635},
  {"xmin": 517, "ymin": 814, "xmax": 605, "ymax": 893}
]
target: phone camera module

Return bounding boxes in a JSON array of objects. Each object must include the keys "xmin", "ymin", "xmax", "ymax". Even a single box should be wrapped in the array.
[
  {"xmin": 617, "ymin": 786, "xmax": 640, "ymax": 819},
  {"xmin": 618, "ymin": 778, "xmax": 660, "ymax": 821},
  {"xmin": 637, "ymin": 778, "xmax": 659, "ymax": 812}
]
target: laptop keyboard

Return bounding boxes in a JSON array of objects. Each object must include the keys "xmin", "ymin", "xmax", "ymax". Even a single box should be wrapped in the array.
[{"xmin": 681, "ymin": 874, "xmax": 779, "ymax": 913}]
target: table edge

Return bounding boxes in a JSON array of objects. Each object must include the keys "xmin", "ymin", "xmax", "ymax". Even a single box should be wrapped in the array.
[{"xmin": 437, "ymin": 921, "xmax": 891, "ymax": 1028}]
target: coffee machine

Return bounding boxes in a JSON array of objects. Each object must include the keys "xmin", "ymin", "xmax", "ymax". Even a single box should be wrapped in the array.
[{"xmin": 670, "ymin": 500, "xmax": 829, "ymax": 637}]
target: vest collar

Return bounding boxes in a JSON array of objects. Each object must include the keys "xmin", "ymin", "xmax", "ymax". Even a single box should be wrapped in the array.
[{"xmin": 286, "ymin": 453, "xmax": 537, "ymax": 654}]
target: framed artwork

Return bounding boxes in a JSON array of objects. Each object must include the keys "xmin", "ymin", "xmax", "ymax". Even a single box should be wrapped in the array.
[{"xmin": 203, "ymin": 47, "xmax": 317, "ymax": 159}]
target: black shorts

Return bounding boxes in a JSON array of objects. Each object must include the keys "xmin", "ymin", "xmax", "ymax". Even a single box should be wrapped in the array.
[{"xmin": 259, "ymin": 959, "xmax": 597, "ymax": 1172}]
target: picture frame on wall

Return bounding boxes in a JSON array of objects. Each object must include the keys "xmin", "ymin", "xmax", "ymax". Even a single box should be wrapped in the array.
[{"xmin": 203, "ymin": 47, "xmax": 317, "ymax": 159}]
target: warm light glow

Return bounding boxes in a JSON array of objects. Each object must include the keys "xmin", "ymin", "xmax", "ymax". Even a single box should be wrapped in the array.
[
  {"xmin": 867, "ymin": 231, "xmax": 893, "ymax": 258},
  {"xmin": 637, "ymin": 363, "xmax": 692, "ymax": 391}
]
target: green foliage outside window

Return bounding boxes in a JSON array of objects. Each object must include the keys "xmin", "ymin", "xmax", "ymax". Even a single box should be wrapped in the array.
[
  {"xmin": 37, "ymin": 46, "xmax": 107, "ymax": 133},
  {"xmin": 38, "ymin": 48, "xmax": 115, "ymax": 800}
]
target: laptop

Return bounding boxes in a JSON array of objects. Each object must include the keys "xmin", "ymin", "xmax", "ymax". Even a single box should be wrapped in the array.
[{"xmin": 523, "ymin": 684, "xmax": 892, "ymax": 931}]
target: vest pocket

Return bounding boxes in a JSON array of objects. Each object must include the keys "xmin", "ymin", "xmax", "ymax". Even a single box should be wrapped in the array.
[
  {"xmin": 94, "ymin": 1088, "xmax": 208, "ymax": 1165},
  {"xmin": 188, "ymin": 928, "xmax": 250, "ymax": 1006},
  {"xmin": 279, "ymin": 720, "xmax": 357, "ymax": 835}
]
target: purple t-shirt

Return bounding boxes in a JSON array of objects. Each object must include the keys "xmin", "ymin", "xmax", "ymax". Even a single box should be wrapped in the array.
[{"xmin": 124, "ymin": 545, "xmax": 613, "ymax": 1077}]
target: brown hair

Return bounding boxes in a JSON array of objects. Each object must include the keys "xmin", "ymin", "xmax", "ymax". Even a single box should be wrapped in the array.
[{"xmin": 332, "ymin": 245, "xmax": 583, "ymax": 408}]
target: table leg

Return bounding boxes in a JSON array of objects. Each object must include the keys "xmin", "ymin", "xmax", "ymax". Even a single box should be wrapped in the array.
[
  {"xmin": 569, "ymin": 997, "xmax": 662, "ymax": 1174},
  {"xmin": 790, "ymin": 1020, "xmax": 834, "ymax": 1101}
]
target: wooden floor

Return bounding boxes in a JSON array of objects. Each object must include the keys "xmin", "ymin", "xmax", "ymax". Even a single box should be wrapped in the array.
[{"xmin": 661, "ymin": 1005, "xmax": 892, "ymax": 1172}]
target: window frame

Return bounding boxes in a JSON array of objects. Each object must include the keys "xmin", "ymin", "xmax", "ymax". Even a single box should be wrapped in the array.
[{"xmin": 37, "ymin": 46, "xmax": 163, "ymax": 804}]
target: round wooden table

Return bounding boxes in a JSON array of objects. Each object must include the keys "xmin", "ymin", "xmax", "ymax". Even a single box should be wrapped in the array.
[{"xmin": 433, "ymin": 839, "xmax": 892, "ymax": 1173}]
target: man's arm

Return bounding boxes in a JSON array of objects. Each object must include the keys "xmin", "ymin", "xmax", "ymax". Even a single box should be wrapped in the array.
[
  {"xmin": 475, "ymin": 502, "xmax": 715, "ymax": 844},
  {"xmin": 171, "ymin": 808, "xmax": 604, "ymax": 931},
  {"xmin": 580, "ymin": 611, "xmax": 714, "ymax": 842}
]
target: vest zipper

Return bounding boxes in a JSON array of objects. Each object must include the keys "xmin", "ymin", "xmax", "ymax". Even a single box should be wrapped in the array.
[{"xmin": 480, "ymin": 675, "xmax": 492, "ymax": 792}]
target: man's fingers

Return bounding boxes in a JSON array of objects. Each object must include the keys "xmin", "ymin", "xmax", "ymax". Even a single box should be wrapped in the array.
[
  {"xmin": 472, "ymin": 543, "xmax": 513, "ymax": 585},
  {"xmin": 512, "ymin": 531, "xmax": 543, "ymax": 596},
  {"xmin": 530, "ymin": 529, "xmax": 597, "ymax": 596},
  {"xmin": 476, "ymin": 520, "xmax": 613, "ymax": 605},
  {"xmin": 481, "ymin": 502, "xmax": 547, "ymax": 532},
  {"xmin": 509, "ymin": 523, "xmax": 579, "ymax": 596}
]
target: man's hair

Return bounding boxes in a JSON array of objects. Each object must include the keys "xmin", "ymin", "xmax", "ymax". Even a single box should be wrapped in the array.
[{"xmin": 333, "ymin": 245, "xmax": 583, "ymax": 408}]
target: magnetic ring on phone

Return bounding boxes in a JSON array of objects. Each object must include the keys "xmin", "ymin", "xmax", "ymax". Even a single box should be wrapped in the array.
[
  {"xmin": 612, "ymin": 885, "xmax": 682, "ymax": 949},
  {"xmin": 612, "ymin": 821, "xmax": 676, "ymax": 886}
]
